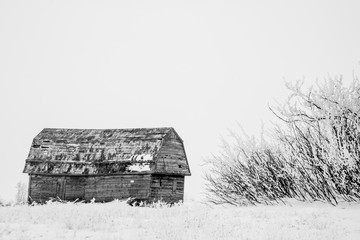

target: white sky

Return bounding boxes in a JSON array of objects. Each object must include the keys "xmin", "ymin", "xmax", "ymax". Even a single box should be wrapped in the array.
[{"xmin": 1, "ymin": 0, "xmax": 360, "ymax": 201}]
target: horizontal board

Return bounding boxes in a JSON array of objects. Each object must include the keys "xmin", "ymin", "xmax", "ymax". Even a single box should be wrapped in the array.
[{"xmin": 28, "ymin": 173, "xmax": 185, "ymax": 203}]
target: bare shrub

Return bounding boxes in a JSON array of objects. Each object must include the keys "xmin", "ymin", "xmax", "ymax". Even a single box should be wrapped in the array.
[
  {"xmin": 205, "ymin": 76, "xmax": 360, "ymax": 205},
  {"xmin": 15, "ymin": 182, "xmax": 28, "ymax": 205}
]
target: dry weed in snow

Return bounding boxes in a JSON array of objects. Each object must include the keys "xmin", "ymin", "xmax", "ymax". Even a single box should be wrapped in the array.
[{"xmin": 0, "ymin": 199, "xmax": 359, "ymax": 240}]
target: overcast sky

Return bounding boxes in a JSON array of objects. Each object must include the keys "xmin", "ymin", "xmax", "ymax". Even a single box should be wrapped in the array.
[{"xmin": 1, "ymin": 0, "xmax": 360, "ymax": 201}]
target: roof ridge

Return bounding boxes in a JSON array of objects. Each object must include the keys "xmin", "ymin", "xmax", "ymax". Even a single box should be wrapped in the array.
[{"xmin": 42, "ymin": 127, "xmax": 173, "ymax": 131}]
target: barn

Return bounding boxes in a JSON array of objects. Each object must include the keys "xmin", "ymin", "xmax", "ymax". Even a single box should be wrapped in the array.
[{"xmin": 23, "ymin": 127, "xmax": 191, "ymax": 203}]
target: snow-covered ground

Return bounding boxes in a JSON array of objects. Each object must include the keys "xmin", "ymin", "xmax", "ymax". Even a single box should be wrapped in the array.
[{"xmin": 0, "ymin": 199, "xmax": 359, "ymax": 240}]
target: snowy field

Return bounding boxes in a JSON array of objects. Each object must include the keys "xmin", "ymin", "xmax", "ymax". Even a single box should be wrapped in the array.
[{"xmin": 0, "ymin": 199, "xmax": 359, "ymax": 240}]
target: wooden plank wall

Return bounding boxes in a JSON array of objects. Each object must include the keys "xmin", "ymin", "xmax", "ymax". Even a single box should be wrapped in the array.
[
  {"xmin": 29, "ymin": 174, "xmax": 152, "ymax": 203},
  {"xmin": 29, "ymin": 175, "xmax": 59, "ymax": 202},
  {"xmin": 155, "ymin": 131, "xmax": 190, "ymax": 175},
  {"xmin": 150, "ymin": 175, "xmax": 184, "ymax": 203},
  {"xmin": 84, "ymin": 175, "xmax": 151, "ymax": 202},
  {"xmin": 65, "ymin": 177, "xmax": 85, "ymax": 201}
]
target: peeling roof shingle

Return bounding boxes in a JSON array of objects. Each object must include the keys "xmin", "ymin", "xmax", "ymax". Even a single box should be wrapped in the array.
[
  {"xmin": 27, "ymin": 128, "xmax": 172, "ymax": 162},
  {"xmin": 23, "ymin": 128, "xmax": 179, "ymax": 175}
]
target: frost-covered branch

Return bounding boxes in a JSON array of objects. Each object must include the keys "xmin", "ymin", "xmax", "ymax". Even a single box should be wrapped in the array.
[{"xmin": 205, "ymin": 76, "xmax": 360, "ymax": 205}]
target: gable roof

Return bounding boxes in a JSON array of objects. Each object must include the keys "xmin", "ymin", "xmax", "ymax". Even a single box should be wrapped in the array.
[{"xmin": 23, "ymin": 127, "xmax": 190, "ymax": 176}]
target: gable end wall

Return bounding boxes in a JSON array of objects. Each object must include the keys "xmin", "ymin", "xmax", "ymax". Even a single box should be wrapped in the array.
[{"xmin": 155, "ymin": 130, "xmax": 190, "ymax": 175}]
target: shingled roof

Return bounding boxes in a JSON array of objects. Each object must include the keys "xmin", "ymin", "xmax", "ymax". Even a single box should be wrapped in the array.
[{"xmin": 23, "ymin": 127, "xmax": 190, "ymax": 176}]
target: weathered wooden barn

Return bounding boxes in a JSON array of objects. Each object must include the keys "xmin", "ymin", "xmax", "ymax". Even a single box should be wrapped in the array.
[{"xmin": 23, "ymin": 127, "xmax": 191, "ymax": 203}]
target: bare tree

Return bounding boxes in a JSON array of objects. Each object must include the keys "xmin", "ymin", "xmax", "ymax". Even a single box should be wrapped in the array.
[
  {"xmin": 205, "ymin": 76, "xmax": 360, "ymax": 205},
  {"xmin": 15, "ymin": 181, "xmax": 28, "ymax": 205}
]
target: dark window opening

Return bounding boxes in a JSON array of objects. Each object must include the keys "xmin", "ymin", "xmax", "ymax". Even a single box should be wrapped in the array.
[
  {"xmin": 43, "ymin": 140, "xmax": 50, "ymax": 143},
  {"xmin": 32, "ymin": 145, "xmax": 40, "ymax": 148},
  {"xmin": 178, "ymin": 164, "xmax": 182, "ymax": 168},
  {"xmin": 41, "ymin": 146, "xmax": 49, "ymax": 149}
]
